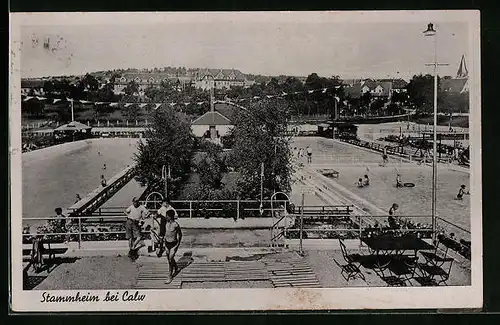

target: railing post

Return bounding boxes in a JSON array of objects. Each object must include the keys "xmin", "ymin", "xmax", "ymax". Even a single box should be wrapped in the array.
[
  {"xmin": 78, "ymin": 217, "xmax": 82, "ymax": 249},
  {"xmin": 359, "ymin": 216, "xmax": 362, "ymax": 244},
  {"xmin": 236, "ymin": 200, "xmax": 240, "ymax": 220},
  {"xmin": 189, "ymin": 201, "xmax": 193, "ymax": 219}
]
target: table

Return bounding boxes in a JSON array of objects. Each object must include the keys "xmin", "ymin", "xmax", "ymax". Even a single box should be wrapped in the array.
[
  {"xmin": 362, "ymin": 234, "xmax": 435, "ymax": 255},
  {"xmin": 361, "ymin": 235, "xmax": 436, "ymax": 282}
]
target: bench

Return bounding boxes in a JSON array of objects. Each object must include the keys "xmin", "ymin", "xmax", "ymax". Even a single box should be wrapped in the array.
[{"xmin": 22, "ymin": 242, "xmax": 68, "ymax": 274}]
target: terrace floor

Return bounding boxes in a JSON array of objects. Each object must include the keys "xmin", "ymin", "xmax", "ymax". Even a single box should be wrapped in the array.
[{"xmin": 25, "ymin": 245, "xmax": 471, "ymax": 290}]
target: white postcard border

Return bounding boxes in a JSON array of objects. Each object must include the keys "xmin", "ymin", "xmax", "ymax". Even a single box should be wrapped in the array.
[{"xmin": 9, "ymin": 10, "xmax": 482, "ymax": 312}]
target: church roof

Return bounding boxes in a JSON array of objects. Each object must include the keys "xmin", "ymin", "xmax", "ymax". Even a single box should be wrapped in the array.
[
  {"xmin": 457, "ymin": 54, "xmax": 468, "ymax": 78},
  {"xmin": 191, "ymin": 111, "xmax": 233, "ymax": 126}
]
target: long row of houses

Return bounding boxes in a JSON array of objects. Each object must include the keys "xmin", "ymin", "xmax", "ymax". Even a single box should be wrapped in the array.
[
  {"xmin": 21, "ymin": 55, "xmax": 469, "ymax": 98},
  {"xmin": 21, "ymin": 68, "xmax": 256, "ymax": 97}
]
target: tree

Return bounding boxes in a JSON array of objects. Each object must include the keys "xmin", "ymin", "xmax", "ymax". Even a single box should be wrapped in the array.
[
  {"xmin": 440, "ymin": 91, "xmax": 469, "ymax": 114},
  {"xmin": 407, "ymin": 74, "xmax": 440, "ymax": 113},
  {"xmin": 369, "ymin": 98, "xmax": 385, "ymax": 115},
  {"xmin": 227, "ymin": 99, "xmax": 292, "ymax": 199},
  {"xmin": 359, "ymin": 92, "xmax": 372, "ymax": 115},
  {"xmin": 134, "ymin": 108, "xmax": 195, "ymax": 199},
  {"xmin": 124, "ymin": 81, "xmax": 139, "ymax": 96},
  {"xmin": 81, "ymin": 73, "xmax": 99, "ymax": 91},
  {"xmin": 391, "ymin": 91, "xmax": 409, "ymax": 105},
  {"xmin": 197, "ymin": 142, "xmax": 227, "ymax": 189}
]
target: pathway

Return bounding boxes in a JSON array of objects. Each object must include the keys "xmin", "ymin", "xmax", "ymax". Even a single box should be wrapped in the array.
[{"xmin": 135, "ymin": 255, "xmax": 321, "ymax": 289}]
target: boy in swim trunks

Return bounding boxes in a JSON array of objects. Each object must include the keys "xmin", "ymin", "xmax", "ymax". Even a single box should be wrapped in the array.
[
  {"xmin": 306, "ymin": 146, "xmax": 313, "ymax": 163},
  {"xmin": 156, "ymin": 199, "xmax": 178, "ymax": 257},
  {"xmin": 160, "ymin": 209, "xmax": 182, "ymax": 284},
  {"xmin": 456, "ymin": 184, "xmax": 470, "ymax": 200}
]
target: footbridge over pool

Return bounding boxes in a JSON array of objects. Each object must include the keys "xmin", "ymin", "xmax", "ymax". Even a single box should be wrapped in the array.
[{"xmin": 63, "ymin": 164, "xmax": 137, "ymax": 219}]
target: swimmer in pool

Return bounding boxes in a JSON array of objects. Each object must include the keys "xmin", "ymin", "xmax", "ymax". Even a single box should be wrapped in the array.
[
  {"xmin": 363, "ymin": 174, "xmax": 370, "ymax": 186},
  {"xmin": 456, "ymin": 184, "xmax": 470, "ymax": 200},
  {"xmin": 103, "ymin": 163, "xmax": 107, "ymax": 170}
]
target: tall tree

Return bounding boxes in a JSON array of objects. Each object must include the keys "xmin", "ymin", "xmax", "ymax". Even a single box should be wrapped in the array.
[
  {"xmin": 407, "ymin": 74, "xmax": 441, "ymax": 113},
  {"xmin": 197, "ymin": 142, "xmax": 227, "ymax": 189},
  {"xmin": 124, "ymin": 80, "xmax": 139, "ymax": 96},
  {"xmin": 134, "ymin": 108, "xmax": 195, "ymax": 199},
  {"xmin": 227, "ymin": 99, "xmax": 292, "ymax": 199}
]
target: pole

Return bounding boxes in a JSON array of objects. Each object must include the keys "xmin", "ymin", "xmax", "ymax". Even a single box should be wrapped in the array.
[
  {"xmin": 71, "ymin": 99, "xmax": 74, "ymax": 122},
  {"xmin": 299, "ymin": 192, "xmax": 304, "ymax": 255},
  {"xmin": 162, "ymin": 165, "xmax": 168, "ymax": 201},
  {"xmin": 260, "ymin": 162, "xmax": 264, "ymax": 215},
  {"xmin": 431, "ymin": 31, "xmax": 438, "ymax": 242}
]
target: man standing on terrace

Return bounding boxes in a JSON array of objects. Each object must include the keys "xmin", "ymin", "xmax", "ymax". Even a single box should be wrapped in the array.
[{"xmin": 124, "ymin": 197, "xmax": 149, "ymax": 260}]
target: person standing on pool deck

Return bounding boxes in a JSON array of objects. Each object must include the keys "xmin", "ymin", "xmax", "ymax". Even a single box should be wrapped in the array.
[
  {"xmin": 306, "ymin": 145, "xmax": 312, "ymax": 163},
  {"xmin": 124, "ymin": 197, "xmax": 149, "ymax": 260},
  {"xmin": 162, "ymin": 209, "xmax": 182, "ymax": 284},
  {"xmin": 396, "ymin": 173, "xmax": 403, "ymax": 188},
  {"xmin": 298, "ymin": 147, "xmax": 304, "ymax": 159},
  {"xmin": 156, "ymin": 199, "xmax": 179, "ymax": 257}
]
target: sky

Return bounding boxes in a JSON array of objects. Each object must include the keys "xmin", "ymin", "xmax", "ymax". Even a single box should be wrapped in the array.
[{"xmin": 18, "ymin": 13, "xmax": 470, "ymax": 80}]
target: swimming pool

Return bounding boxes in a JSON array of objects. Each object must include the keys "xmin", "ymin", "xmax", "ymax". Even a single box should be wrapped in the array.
[
  {"xmin": 22, "ymin": 138, "xmax": 143, "ymax": 219},
  {"xmin": 291, "ymin": 136, "xmax": 470, "ymax": 231}
]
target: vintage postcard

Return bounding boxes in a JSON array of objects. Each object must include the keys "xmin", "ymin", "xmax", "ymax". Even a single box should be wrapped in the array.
[{"xmin": 9, "ymin": 11, "xmax": 482, "ymax": 311}]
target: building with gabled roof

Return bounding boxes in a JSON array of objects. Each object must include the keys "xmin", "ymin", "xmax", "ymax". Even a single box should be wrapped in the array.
[
  {"xmin": 191, "ymin": 101, "xmax": 245, "ymax": 144},
  {"xmin": 194, "ymin": 68, "xmax": 251, "ymax": 90}
]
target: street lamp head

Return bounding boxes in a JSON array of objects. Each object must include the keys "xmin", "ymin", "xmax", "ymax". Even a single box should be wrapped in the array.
[{"xmin": 423, "ymin": 23, "xmax": 436, "ymax": 36}]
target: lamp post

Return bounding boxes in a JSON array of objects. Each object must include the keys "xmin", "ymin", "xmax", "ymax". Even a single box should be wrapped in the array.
[
  {"xmin": 162, "ymin": 165, "xmax": 170, "ymax": 201},
  {"xmin": 423, "ymin": 23, "xmax": 448, "ymax": 242}
]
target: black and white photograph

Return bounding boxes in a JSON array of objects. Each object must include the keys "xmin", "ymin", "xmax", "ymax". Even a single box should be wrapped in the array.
[{"xmin": 10, "ymin": 11, "xmax": 482, "ymax": 311}]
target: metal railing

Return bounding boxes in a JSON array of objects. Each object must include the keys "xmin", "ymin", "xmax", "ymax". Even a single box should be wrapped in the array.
[{"xmin": 23, "ymin": 207, "xmax": 470, "ymax": 258}]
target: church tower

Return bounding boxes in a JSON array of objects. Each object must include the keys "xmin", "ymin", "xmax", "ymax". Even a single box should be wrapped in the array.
[{"xmin": 456, "ymin": 54, "xmax": 468, "ymax": 79}]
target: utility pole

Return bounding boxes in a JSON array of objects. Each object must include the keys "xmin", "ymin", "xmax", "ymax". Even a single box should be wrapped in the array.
[
  {"xmin": 424, "ymin": 23, "xmax": 448, "ymax": 242},
  {"xmin": 299, "ymin": 192, "xmax": 305, "ymax": 255}
]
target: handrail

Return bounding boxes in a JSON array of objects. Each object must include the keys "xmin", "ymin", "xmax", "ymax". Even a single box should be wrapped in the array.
[
  {"xmin": 436, "ymin": 217, "xmax": 471, "ymax": 234},
  {"xmin": 23, "ymin": 214, "xmax": 438, "ymax": 221},
  {"xmin": 271, "ymin": 230, "xmax": 285, "ymax": 242},
  {"xmin": 270, "ymin": 214, "xmax": 289, "ymax": 229}
]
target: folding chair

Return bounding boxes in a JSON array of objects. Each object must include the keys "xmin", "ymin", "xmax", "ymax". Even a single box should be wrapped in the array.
[
  {"xmin": 416, "ymin": 260, "xmax": 453, "ymax": 285},
  {"xmin": 384, "ymin": 255, "xmax": 419, "ymax": 286},
  {"xmin": 420, "ymin": 236, "xmax": 453, "ymax": 267},
  {"xmin": 335, "ymin": 239, "xmax": 365, "ymax": 282}
]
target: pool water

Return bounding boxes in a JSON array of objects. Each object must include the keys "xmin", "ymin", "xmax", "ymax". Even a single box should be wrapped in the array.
[
  {"xmin": 291, "ymin": 136, "xmax": 399, "ymax": 164},
  {"xmin": 290, "ymin": 136, "xmax": 470, "ymax": 232},
  {"xmin": 332, "ymin": 166, "xmax": 470, "ymax": 230},
  {"xmin": 22, "ymin": 138, "xmax": 143, "ymax": 219}
]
